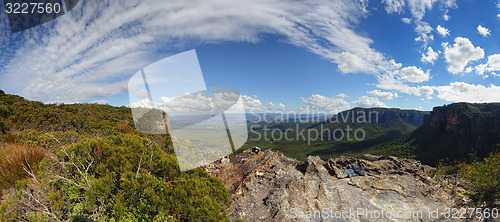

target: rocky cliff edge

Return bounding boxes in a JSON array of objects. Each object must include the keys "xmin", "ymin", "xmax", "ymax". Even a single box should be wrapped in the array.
[{"xmin": 204, "ymin": 149, "xmax": 474, "ymax": 222}]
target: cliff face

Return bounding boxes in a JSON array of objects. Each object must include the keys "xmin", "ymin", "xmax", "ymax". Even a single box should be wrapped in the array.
[
  {"xmin": 205, "ymin": 149, "xmax": 468, "ymax": 222},
  {"xmin": 422, "ymin": 103, "xmax": 500, "ymax": 137},
  {"xmin": 415, "ymin": 103, "xmax": 500, "ymax": 165}
]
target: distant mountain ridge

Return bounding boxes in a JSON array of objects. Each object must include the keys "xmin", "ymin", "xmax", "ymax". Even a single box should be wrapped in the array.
[
  {"xmin": 321, "ymin": 107, "xmax": 428, "ymax": 127},
  {"xmin": 249, "ymin": 107, "xmax": 429, "ymax": 161}
]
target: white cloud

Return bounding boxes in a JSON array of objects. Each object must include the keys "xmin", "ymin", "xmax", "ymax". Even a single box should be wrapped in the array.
[
  {"xmin": 384, "ymin": 0, "xmax": 453, "ymax": 21},
  {"xmin": 485, "ymin": 54, "xmax": 500, "ymax": 72},
  {"xmin": 474, "ymin": 54, "xmax": 500, "ymax": 75},
  {"xmin": 443, "ymin": 0, "xmax": 457, "ymax": 8},
  {"xmin": 266, "ymin": 102, "xmax": 286, "ymax": 111},
  {"xmin": 443, "ymin": 13, "xmax": 450, "ymax": 21},
  {"xmin": 418, "ymin": 85, "xmax": 434, "ymax": 99},
  {"xmin": 129, "ymin": 92, "xmax": 280, "ymax": 114},
  {"xmin": 353, "ymin": 96, "xmax": 388, "ymax": 108},
  {"xmin": 414, "ymin": 21, "xmax": 434, "ymax": 45},
  {"xmin": 434, "ymin": 82, "xmax": 500, "ymax": 102},
  {"xmin": 407, "ymin": 0, "xmax": 438, "ymax": 20},
  {"xmin": 241, "ymin": 95, "xmax": 263, "ymax": 111},
  {"xmin": 367, "ymin": 90, "xmax": 398, "ymax": 100},
  {"xmin": 129, "ymin": 92, "xmax": 213, "ymax": 115},
  {"xmin": 386, "ymin": 0, "xmax": 454, "ymax": 48},
  {"xmin": 477, "ymin": 25, "xmax": 491, "ymax": 37},
  {"xmin": 421, "ymin": 47, "xmax": 439, "ymax": 64},
  {"xmin": 337, "ymin": 52, "xmax": 370, "ymax": 73},
  {"xmin": 0, "ymin": 0, "xmax": 396, "ymax": 103},
  {"xmin": 475, "ymin": 63, "xmax": 488, "ymax": 75},
  {"xmin": 436, "ymin": 25, "xmax": 449, "ymax": 37},
  {"xmin": 443, "ymin": 37, "xmax": 484, "ymax": 74},
  {"xmin": 382, "ymin": 0, "xmax": 405, "ymax": 14},
  {"xmin": 91, "ymin": 100, "xmax": 109, "ymax": 105},
  {"xmin": 376, "ymin": 73, "xmax": 422, "ymax": 96},
  {"xmin": 300, "ymin": 94, "xmax": 351, "ymax": 113},
  {"xmin": 398, "ymin": 66, "xmax": 430, "ymax": 83}
]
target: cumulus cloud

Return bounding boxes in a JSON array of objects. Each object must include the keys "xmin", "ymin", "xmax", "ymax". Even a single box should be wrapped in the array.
[
  {"xmin": 353, "ymin": 96, "xmax": 388, "ymax": 108},
  {"xmin": 382, "ymin": 0, "xmax": 454, "ymax": 48},
  {"xmin": 241, "ymin": 95, "xmax": 263, "ymax": 111},
  {"xmin": 436, "ymin": 25, "xmax": 449, "ymax": 37},
  {"xmin": 376, "ymin": 73, "xmax": 422, "ymax": 96},
  {"xmin": 407, "ymin": 0, "xmax": 438, "ymax": 20},
  {"xmin": 414, "ymin": 21, "xmax": 434, "ymax": 45},
  {"xmin": 474, "ymin": 54, "xmax": 500, "ymax": 75},
  {"xmin": 398, "ymin": 66, "xmax": 430, "ymax": 83},
  {"xmin": 475, "ymin": 63, "xmax": 488, "ymax": 75},
  {"xmin": 421, "ymin": 47, "xmax": 439, "ymax": 64},
  {"xmin": 337, "ymin": 52, "xmax": 370, "ymax": 74},
  {"xmin": 367, "ymin": 90, "xmax": 398, "ymax": 100},
  {"xmin": 382, "ymin": 0, "xmax": 405, "ymax": 14},
  {"xmin": 443, "ymin": 37, "xmax": 484, "ymax": 74},
  {"xmin": 129, "ymin": 92, "xmax": 213, "ymax": 115},
  {"xmin": 0, "ymin": 0, "xmax": 400, "ymax": 103},
  {"xmin": 129, "ymin": 92, "xmax": 285, "ymax": 114},
  {"xmin": 485, "ymin": 54, "xmax": 500, "ymax": 72},
  {"xmin": 418, "ymin": 85, "xmax": 434, "ymax": 99},
  {"xmin": 300, "ymin": 94, "xmax": 351, "ymax": 113},
  {"xmin": 434, "ymin": 82, "xmax": 500, "ymax": 102},
  {"xmin": 374, "ymin": 66, "xmax": 434, "ymax": 99},
  {"xmin": 266, "ymin": 102, "xmax": 286, "ymax": 111},
  {"xmin": 477, "ymin": 25, "xmax": 491, "ymax": 37}
]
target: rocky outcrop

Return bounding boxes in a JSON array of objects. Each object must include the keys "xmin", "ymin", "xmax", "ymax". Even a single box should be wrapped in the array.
[
  {"xmin": 415, "ymin": 103, "xmax": 500, "ymax": 165},
  {"xmin": 205, "ymin": 149, "xmax": 474, "ymax": 222},
  {"xmin": 422, "ymin": 103, "xmax": 500, "ymax": 137}
]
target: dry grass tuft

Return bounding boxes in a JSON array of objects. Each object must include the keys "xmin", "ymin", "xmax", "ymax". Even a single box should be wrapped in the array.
[{"xmin": 0, "ymin": 143, "xmax": 46, "ymax": 190}]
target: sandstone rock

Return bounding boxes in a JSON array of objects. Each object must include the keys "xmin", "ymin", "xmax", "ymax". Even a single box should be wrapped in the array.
[{"xmin": 204, "ymin": 150, "xmax": 486, "ymax": 222}]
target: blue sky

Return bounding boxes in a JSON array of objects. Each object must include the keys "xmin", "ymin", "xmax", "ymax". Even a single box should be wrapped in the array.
[{"xmin": 1, "ymin": 0, "xmax": 500, "ymax": 113}]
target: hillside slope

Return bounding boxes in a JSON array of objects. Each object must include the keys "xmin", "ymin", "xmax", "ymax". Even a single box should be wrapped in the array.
[{"xmin": 0, "ymin": 90, "xmax": 231, "ymax": 221}]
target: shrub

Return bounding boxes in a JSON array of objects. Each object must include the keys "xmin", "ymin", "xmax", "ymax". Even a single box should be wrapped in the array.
[
  {"xmin": 0, "ymin": 121, "xmax": 9, "ymax": 133},
  {"xmin": 459, "ymin": 152, "xmax": 500, "ymax": 205}
]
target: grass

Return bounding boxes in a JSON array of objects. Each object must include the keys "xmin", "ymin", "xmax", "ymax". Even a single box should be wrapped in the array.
[{"xmin": 0, "ymin": 143, "xmax": 47, "ymax": 190}]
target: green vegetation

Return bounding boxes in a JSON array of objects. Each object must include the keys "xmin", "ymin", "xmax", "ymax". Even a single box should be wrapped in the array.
[
  {"xmin": 247, "ymin": 108, "xmax": 427, "ymax": 161},
  {"xmin": 458, "ymin": 151, "xmax": 500, "ymax": 205},
  {"xmin": 0, "ymin": 91, "xmax": 230, "ymax": 221},
  {"xmin": 1, "ymin": 88, "xmax": 500, "ymax": 219}
]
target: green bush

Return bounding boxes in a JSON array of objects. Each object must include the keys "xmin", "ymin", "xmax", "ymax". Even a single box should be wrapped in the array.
[
  {"xmin": 43, "ymin": 133, "xmax": 229, "ymax": 221},
  {"xmin": 459, "ymin": 152, "xmax": 500, "ymax": 205}
]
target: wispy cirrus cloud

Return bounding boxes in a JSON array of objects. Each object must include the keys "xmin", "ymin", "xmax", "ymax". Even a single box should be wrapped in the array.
[{"xmin": 0, "ymin": 0, "xmax": 398, "ymax": 103}]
